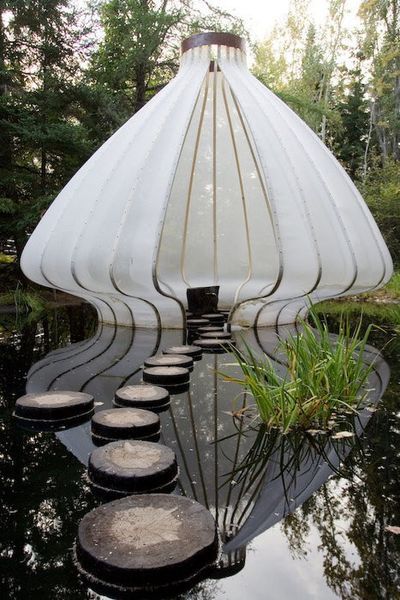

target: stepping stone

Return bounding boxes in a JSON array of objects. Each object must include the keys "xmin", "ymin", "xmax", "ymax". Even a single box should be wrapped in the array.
[
  {"xmin": 198, "ymin": 325, "xmax": 225, "ymax": 334},
  {"xmin": 75, "ymin": 494, "xmax": 219, "ymax": 597},
  {"xmin": 186, "ymin": 318, "xmax": 209, "ymax": 329},
  {"xmin": 163, "ymin": 344, "xmax": 202, "ymax": 359},
  {"xmin": 88, "ymin": 440, "xmax": 178, "ymax": 497},
  {"xmin": 114, "ymin": 384, "xmax": 170, "ymax": 412},
  {"xmin": 142, "ymin": 368, "xmax": 191, "ymax": 394},
  {"xmin": 143, "ymin": 366, "xmax": 190, "ymax": 387},
  {"xmin": 13, "ymin": 391, "xmax": 94, "ymax": 431},
  {"xmin": 144, "ymin": 354, "xmax": 193, "ymax": 370},
  {"xmin": 91, "ymin": 408, "xmax": 160, "ymax": 446},
  {"xmin": 200, "ymin": 331, "xmax": 232, "ymax": 339},
  {"xmin": 192, "ymin": 338, "xmax": 233, "ymax": 353},
  {"xmin": 201, "ymin": 313, "xmax": 225, "ymax": 324}
]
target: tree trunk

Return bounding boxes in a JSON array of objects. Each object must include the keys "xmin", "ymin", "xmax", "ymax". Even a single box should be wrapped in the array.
[
  {"xmin": 362, "ymin": 102, "xmax": 374, "ymax": 182},
  {"xmin": 134, "ymin": 63, "xmax": 147, "ymax": 113}
]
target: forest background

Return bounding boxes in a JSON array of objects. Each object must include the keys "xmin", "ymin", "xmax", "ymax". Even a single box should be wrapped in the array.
[{"xmin": 0, "ymin": 0, "xmax": 399, "ymax": 297}]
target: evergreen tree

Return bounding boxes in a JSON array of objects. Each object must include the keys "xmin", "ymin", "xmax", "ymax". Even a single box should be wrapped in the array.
[
  {"xmin": 359, "ymin": 0, "xmax": 400, "ymax": 162},
  {"xmin": 0, "ymin": 1, "xmax": 95, "ymax": 260},
  {"xmin": 334, "ymin": 67, "xmax": 370, "ymax": 179}
]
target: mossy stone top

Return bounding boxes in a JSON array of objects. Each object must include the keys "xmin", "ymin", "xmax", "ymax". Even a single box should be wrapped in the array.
[
  {"xmin": 200, "ymin": 331, "xmax": 232, "ymax": 339},
  {"xmin": 198, "ymin": 325, "xmax": 224, "ymax": 333},
  {"xmin": 14, "ymin": 391, "xmax": 94, "ymax": 420},
  {"xmin": 163, "ymin": 345, "xmax": 202, "ymax": 358},
  {"xmin": 76, "ymin": 494, "xmax": 219, "ymax": 588},
  {"xmin": 144, "ymin": 354, "xmax": 193, "ymax": 369},
  {"xmin": 88, "ymin": 440, "xmax": 178, "ymax": 494},
  {"xmin": 114, "ymin": 384, "xmax": 169, "ymax": 410},
  {"xmin": 91, "ymin": 408, "xmax": 160, "ymax": 440},
  {"xmin": 142, "ymin": 366, "xmax": 190, "ymax": 386}
]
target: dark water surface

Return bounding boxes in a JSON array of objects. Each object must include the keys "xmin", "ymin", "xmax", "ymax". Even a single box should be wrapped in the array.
[{"xmin": 0, "ymin": 304, "xmax": 399, "ymax": 599}]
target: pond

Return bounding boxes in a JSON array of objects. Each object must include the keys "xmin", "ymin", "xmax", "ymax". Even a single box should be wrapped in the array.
[{"xmin": 0, "ymin": 303, "xmax": 399, "ymax": 599}]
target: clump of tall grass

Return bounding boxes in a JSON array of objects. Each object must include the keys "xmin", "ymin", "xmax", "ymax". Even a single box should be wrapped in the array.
[
  {"xmin": 13, "ymin": 284, "xmax": 45, "ymax": 316},
  {"xmin": 223, "ymin": 310, "xmax": 376, "ymax": 434}
]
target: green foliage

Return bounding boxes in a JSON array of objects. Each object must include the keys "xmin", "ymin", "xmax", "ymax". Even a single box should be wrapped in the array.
[
  {"xmin": 13, "ymin": 286, "xmax": 46, "ymax": 316},
  {"xmin": 386, "ymin": 271, "xmax": 400, "ymax": 295},
  {"xmin": 359, "ymin": 0, "xmax": 400, "ymax": 161},
  {"xmin": 315, "ymin": 298, "xmax": 400, "ymax": 334},
  {"xmin": 0, "ymin": 253, "xmax": 14, "ymax": 264},
  {"xmin": 90, "ymin": 0, "xmax": 246, "ymax": 115},
  {"xmin": 333, "ymin": 67, "xmax": 370, "ymax": 178},
  {"xmin": 358, "ymin": 160, "xmax": 400, "ymax": 266},
  {"xmin": 222, "ymin": 310, "xmax": 375, "ymax": 433},
  {"xmin": 251, "ymin": 0, "xmax": 347, "ymax": 144},
  {"xmin": 0, "ymin": 284, "xmax": 46, "ymax": 315},
  {"xmin": 91, "ymin": 0, "xmax": 184, "ymax": 113},
  {"xmin": 0, "ymin": 0, "xmax": 99, "ymax": 257}
]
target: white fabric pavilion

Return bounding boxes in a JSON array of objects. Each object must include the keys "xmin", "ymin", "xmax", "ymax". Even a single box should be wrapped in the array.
[{"xmin": 21, "ymin": 32, "xmax": 393, "ymax": 328}]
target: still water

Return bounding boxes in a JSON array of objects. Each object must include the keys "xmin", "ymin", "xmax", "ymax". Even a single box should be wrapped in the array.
[{"xmin": 0, "ymin": 304, "xmax": 399, "ymax": 599}]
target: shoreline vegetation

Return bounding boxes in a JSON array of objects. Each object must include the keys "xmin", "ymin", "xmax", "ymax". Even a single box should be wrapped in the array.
[{"xmin": 221, "ymin": 309, "xmax": 379, "ymax": 434}]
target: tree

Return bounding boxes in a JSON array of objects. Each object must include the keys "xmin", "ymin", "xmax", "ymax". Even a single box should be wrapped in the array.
[
  {"xmin": 91, "ymin": 0, "xmax": 185, "ymax": 114},
  {"xmin": 358, "ymin": 159, "xmax": 400, "ymax": 266},
  {"xmin": 359, "ymin": 0, "xmax": 400, "ymax": 162},
  {"xmin": 0, "ymin": 1, "xmax": 102, "ymax": 263},
  {"xmin": 251, "ymin": 2, "xmax": 338, "ymax": 139},
  {"xmin": 333, "ymin": 66, "xmax": 370, "ymax": 179},
  {"xmin": 90, "ymin": 0, "xmax": 246, "ymax": 116}
]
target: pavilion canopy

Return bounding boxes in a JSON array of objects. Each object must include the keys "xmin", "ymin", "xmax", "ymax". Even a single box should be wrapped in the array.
[{"xmin": 21, "ymin": 32, "xmax": 392, "ymax": 328}]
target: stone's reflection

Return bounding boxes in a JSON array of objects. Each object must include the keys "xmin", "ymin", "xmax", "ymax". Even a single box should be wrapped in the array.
[{"xmin": 25, "ymin": 322, "xmax": 390, "ymax": 591}]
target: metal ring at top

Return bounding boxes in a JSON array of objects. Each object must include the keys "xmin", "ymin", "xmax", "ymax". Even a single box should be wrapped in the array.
[{"xmin": 181, "ymin": 32, "xmax": 246, "ymax": 55}]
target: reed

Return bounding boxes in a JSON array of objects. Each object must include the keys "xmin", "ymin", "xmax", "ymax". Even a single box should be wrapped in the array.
[{"xmin": 222, "ymin": 309, "xmax": 375, "ymax": 433}]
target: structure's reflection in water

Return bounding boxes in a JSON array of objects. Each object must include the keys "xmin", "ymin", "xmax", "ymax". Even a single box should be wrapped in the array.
[{"xmin": 26, "ymin": 323, "xmax": 390, "ymax": 588}]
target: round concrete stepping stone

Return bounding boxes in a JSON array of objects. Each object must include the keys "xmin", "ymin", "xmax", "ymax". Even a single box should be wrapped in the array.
[
  {"xmin": 88, "ymin": 440, "xmax": 178, "ymax": 497},
  {"xmin": 186, "ymin": 318, "xmax": 209, "ymax": 329},
  {"xmin": 163, "ymin": 344, "xmax": 202, "ymax": 359},
  {"xmin": 114, "ymin": 384, "xmax": 170, "ymax": 412},
  {"xmin": 201, "ymin": 313, "xmax": 225, "ymax": 323},
  {"xmin": 198, "ymin": 325, "xmax": 224, "ymax": 334},
  {"xmin": 75, "ymin": 494, "xmax": 219, "ymax": 597},
  {"xmin": 143, "ymin": 366, "xmax": 190, "ymax": 386},
  {"xmin": 144, "ymin": 354, "xmax": 193, "ymax": 370},
  {"xmin": 192, "ymin": 338, "xmax": 232, "ymax": 353},
  {"xmin": 91, "ymin": 408, "xmax": 160, "ymax": 446},
  {"xmin": 200, "ymin": 331, "xmax": 232, "ymax": 339},
  {"xmin": 13, "ymin": 391, "xmax": 94, "ymax": 430}
]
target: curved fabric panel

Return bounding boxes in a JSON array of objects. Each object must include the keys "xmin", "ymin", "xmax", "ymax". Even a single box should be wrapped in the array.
[
  {"xmin": 21, "ymin": 37, "xmax": 392, "ymax": 328},
  {"xmin": 21, "ymin": 47, "xmax": 210, "ymax": 328},
  {"xmin": 219, "ymin": 46, "xmax": 392, "ymax": 326}
]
